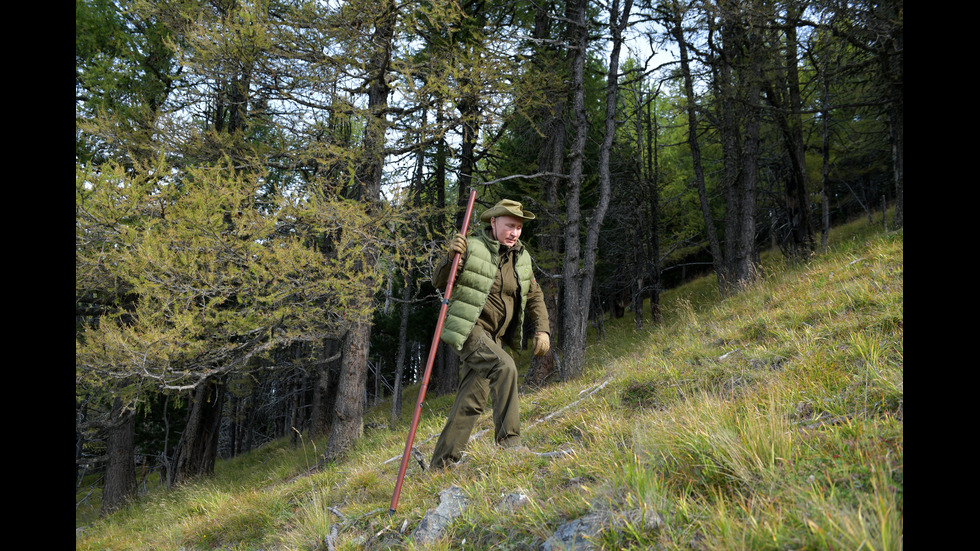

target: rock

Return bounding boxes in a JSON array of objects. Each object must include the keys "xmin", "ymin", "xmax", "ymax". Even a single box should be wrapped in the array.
[
  {"xmin": 412, "ymin": 486, "xmax": 467, "ymax": 545},
  {"xmin": 497, "ymin": 490, "xmax": 531, "ymax": 512},
  {"xmin": 540, "ymin": 511, "xmax": 611, "ymax": 551},
  {"xmin": 540, "ymin": 508, "xmax": 663, "ymax": 550}
]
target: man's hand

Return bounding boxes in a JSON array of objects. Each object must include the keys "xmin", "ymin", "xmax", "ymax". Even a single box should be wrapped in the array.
[
  {"xmin": 449, "ymin": 234, "xmax": 467, "ymax": 257},
  {"xmin": 533, "ymin": 332, "xmax": 550, "ymax": 356}
]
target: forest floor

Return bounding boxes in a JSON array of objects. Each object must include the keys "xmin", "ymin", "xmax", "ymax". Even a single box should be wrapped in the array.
[{"xmin": 76, "ymin": 213, "xmax": 903, "ymax": 550}]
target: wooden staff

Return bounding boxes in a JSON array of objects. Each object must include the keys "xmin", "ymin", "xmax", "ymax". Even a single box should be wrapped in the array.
[{"xmin": 389, "ymin": 187, "xmax": 477, "ymax": 514}]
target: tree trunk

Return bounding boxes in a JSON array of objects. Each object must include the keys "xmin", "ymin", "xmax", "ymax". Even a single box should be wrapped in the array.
[
  {"xmin": 733, "ymin": 29, "xmax": 763, "ymax": 289},
  {"xmin": 889, "ymin": 90, "xmax": 903, "ymax": 228},
  {"xmin": 645, "ymin": 91, "xmax": 663, "ymax": 323},
  {"xmin": 171, "ymin": 377, "xmax": 225, "ymax": 486},
  {"xmin": 310, "ymin": 338, "xmax": 340, "ymax": 438},
  {"xmin": 321, "ymin": 0, "xmax": 393, "ymax": 460},
  {"xmin": 765, "ymin": 6, "xmax": 814, "ymax": 258},
  {"xmin": 583, "ymin": 0, "xmax": 630, "ymax": 324},
  {"xmin": 76, "ymin": 399, "xmax": 88, "ymax": 488},
  {"xmin": 101, "ymin": 397, "xmax": 137, "ymax": 515},
  {"xmin": 289, "ymin": 368, "xmax": 306, "ymax": 447},
  {"xmin": 630, "ymin": 85, "xmax": 649, "ymax": 330},
  {"xmin": 434, "ymin": 342, "xmax": 459, "ymax": 395},
  {"xmin": 783, "ymin": 10, "xmax": 814, "ymax": 255},
  {"xmin": 524, "ymin": 0, "xmax": 567, "ymax": 388},
  {"xmin": 560, "ymin": 0, "xmax": 590, "ymax": 380},
  {"xmin": 322, "ymin": 322, "xmax": 370, "ymax": 460},
  {"xmin": 561, "ymin": 0, "xmax": 630, "ymax": 380},
  {"xmin": 819, "ymin": 48, "xmax": 836, "ymax": 249},
  {"xmin": 390, "ymin": 275, "xmax": 411, "ymax": 426},
  {"xmin": 671, "ymin": 0, "xmax": 726, "ymax": 293},
  {"xmin": 711, "ymin": 0, "xmax": 763, "ymax": 291},
  {"xmin": 885, "ymin": 20, "xmax": 903, "ymax": 229}
]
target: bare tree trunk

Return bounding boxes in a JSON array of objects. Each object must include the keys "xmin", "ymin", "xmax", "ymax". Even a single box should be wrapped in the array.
[
  {"xmin": 628, "ymin": 85, "xmax": 644, "ymax": 330},
  {"xmin": 782, "ymin": 8, "xmax": 814, "ymax": 254},
  {"xmin": 561, "ymin": 0, "xmax": 631, "ymax": 379},
  {"xmin": 453, "ymin": 2, "xmax": 486, "ymax": 229},
  {"xmin": 765, "ymin": 6, "xmax": 814, "ymax": 258},
  {"xmin": 889, "ymin": 93, "xmax": 903, "ymax": 228},
  {"xmin": 171, "ymin": 377, "xmax": 225, "ymax": 486},
  {"xmin": 670, "ymin": 0, "xmax": 726, "ymax": 293},
  {"xmin": 310, "ymin": 338, "xmax": 340, "ymax": 438},
  {"xmin": 289, "ymin": 367, "xmax": 305, "ymax": 447},
  {"xmin": 560, "ymin": 0, "xmax": 590, "ymax": 380},
  {"xmin": 876, "ymin": 0, "xmax": 903, "ymax": 228},
  {"xmin": 390, "ymin": 275, "xmax": 411, "ymax": 426},
  {"xmin": 429, "ymin": 100, "xmax": 459, "ymax": 398},
  {"xmin": 323, "ymin": 323, "xmax": 370, "ymax": 460},
  {"xmin": 645, "ymin": 91, "xmax": 663, "ymax": 323},
  {"xmin": 434, "ymin": 342, "xmax": 459, "ymax": 396},
  {"xmin": 101, "ymin": 397, "xmax": 137, "ymax": 515},
  {"xmin": 708, "ymin": 0, "xmax": 763, "ymax": 291},
  {"xmin": 733, "ymin": 26, "xmax": 764, "ymax": 289},
  {"xmin": 524, "ymin": 0, "xmax": 567, "ymax": 388},
  {"xmin": 819, "ymin": 54, "xmax": 834, "ymax": 249}
]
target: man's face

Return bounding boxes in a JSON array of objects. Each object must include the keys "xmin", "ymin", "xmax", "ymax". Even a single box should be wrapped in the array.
[{"xmin": 492, "ymin": 215, "xmax": 523, "ymax": 247}]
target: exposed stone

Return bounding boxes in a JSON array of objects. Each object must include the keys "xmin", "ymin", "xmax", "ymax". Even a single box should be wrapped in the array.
[
  {"xmin": 497, "ymin": 490, "xmax": 531, "ymax": 512},
  {"xmin": 540, "ymin": 511, "xmax": 611, "ymax": 551},
  {"xmin": 540, "ymin": 508, "xmax": 662, "ymax": 551},
  {"xmin": 412, "ymin": 486, "xmax": 467, "ymax": 545}
]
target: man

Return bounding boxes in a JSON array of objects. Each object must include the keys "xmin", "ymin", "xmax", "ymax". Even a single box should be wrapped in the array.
[{"xmin": 430, "ymin": 199, "xmax": 551, "ymax": 469}]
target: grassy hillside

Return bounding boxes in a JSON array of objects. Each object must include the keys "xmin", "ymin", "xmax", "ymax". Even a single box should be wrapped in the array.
[{"xmin": 76, "ymin": 215, "xmax": 903, "ymax": 550}]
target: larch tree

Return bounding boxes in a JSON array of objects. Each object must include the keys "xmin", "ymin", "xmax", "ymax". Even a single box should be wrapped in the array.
[
  {"xmin": 76, "ymin": 0, "xmax": 181, "ymax": 512},
  {"xmin": 320, "ymin": 0, "xmax": 398, "ymax": 463}
]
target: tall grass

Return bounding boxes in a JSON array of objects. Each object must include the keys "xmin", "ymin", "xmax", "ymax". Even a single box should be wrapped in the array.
[{"xmin": 77, "ymin": 217, "xmax": 902, "ymax": 550}]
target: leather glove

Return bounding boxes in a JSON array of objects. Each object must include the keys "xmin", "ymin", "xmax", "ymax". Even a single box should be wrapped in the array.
[
  {"xmin": 532, "ymin": 332, "xmax": 550, "ymax": 357},
  {"xmin": 449, "ymin": 234, "xmax": 467, "ymax": 257}
]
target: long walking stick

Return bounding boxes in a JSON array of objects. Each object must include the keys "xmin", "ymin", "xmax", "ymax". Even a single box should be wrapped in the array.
[{"xmin": 389, "ymin": 188, "xmax": 477, "ymax": 514}]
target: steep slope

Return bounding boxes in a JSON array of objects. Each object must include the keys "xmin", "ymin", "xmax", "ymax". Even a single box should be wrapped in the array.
[{"xmin": 77, "ymin": 220, "xmax": 903, "ymax": 551}]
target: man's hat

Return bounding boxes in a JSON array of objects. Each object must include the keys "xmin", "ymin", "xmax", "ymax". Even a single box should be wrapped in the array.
[{"xmin": 479, "ymin": 199, "xmax": 536, "ymax": 223}]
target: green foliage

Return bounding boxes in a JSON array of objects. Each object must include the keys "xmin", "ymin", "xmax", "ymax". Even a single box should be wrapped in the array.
[
  {"xmin": 76, "ymin": 156, "xmax": 403, "ymax": 397},
  {"xmin": 76, "ymin": 0, "xmax": 178, "ymax": 164}
]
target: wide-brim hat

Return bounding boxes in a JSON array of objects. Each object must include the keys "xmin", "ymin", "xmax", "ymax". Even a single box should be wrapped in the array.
[{"xmin": 479, "ymin": 199, "xmax": 536, "ymax": 222}]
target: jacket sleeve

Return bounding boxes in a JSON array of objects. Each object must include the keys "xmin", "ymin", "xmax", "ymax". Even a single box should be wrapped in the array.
[
  {"xmin": 525, "ymin": 273, "xmax": 551, "ymax": 336},
  {"xmin": 432, "ymin": 242, "xmax": 467, "ymax": 290}
]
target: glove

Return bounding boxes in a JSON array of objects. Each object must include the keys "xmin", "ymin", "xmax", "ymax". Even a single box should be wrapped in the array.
[
  {"xmin": 532, "ymin": 332, "xmax": 550, "ymax": 357},
  {"xmin": 449, "ymin": 234, "xmax": 467, "ymax": 257}
]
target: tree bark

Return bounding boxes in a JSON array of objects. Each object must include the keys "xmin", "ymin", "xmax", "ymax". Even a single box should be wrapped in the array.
[
  {"xmin": 645, "ymin": 91, "xmax": 663, "ymax": 323},
  {"xmin": 561, "ymin": 0, "xmax": 630, "ymax": 379},
  {"xmin": 524, "ymin": 0, "xmax": 567, "ymax": 388},
  {"xmin": 321, "ymin": 0, "xmax": 394, "ymax": 460},
  {"xmin": 883, "ymin": 0, "xmax": 903, "ymax": 228},
  {"xmin": 322, "ymin": 322, "xmax": 370, "ymax": 460},
  {"xmin": 310, "ymin": 338, "xmax": 340, "ymax": 438},
  {"xmin": 710, "ymin": 0, "xmax": 763, "ymax": 291},
  {"xmin": 765, "ymin": 6, "xmax": 814, "ymax": 258},
  {"xmin": 560, "ymin": 0, "xmax": 590, "ymax": 380},
  {"xmin": 101, "ymin": 397, "xmax": 137, "ymax": 515},
  {"xmin": 390, "ymin": 275, "xmax": 412, "ymax": 426},
  {"xmin": 171, "ymin": 377, "xmax": 225, "ymax": 486},
  {"xmin": 670, "ymin": 0, "xmax": 726, "ymax": 293},
  {"xmin": 733, "ymin": 24, "xmax": 763, "ymax": 289}
]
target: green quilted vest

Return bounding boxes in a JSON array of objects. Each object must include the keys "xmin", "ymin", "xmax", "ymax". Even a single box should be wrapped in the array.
[{"xmin": 440, "ymin": 233, "xmax": 533, "ymax": 352}]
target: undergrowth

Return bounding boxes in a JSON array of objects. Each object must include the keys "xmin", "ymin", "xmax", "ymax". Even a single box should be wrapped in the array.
[{"xmin": 77, "ymin": 216, "xmax": 902, "ymax": 550}]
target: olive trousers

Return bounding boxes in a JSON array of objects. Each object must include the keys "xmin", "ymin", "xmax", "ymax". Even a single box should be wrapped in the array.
[{"xmin": 430, "ymin": 326, "xmax": 521, "ymax": 469}]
